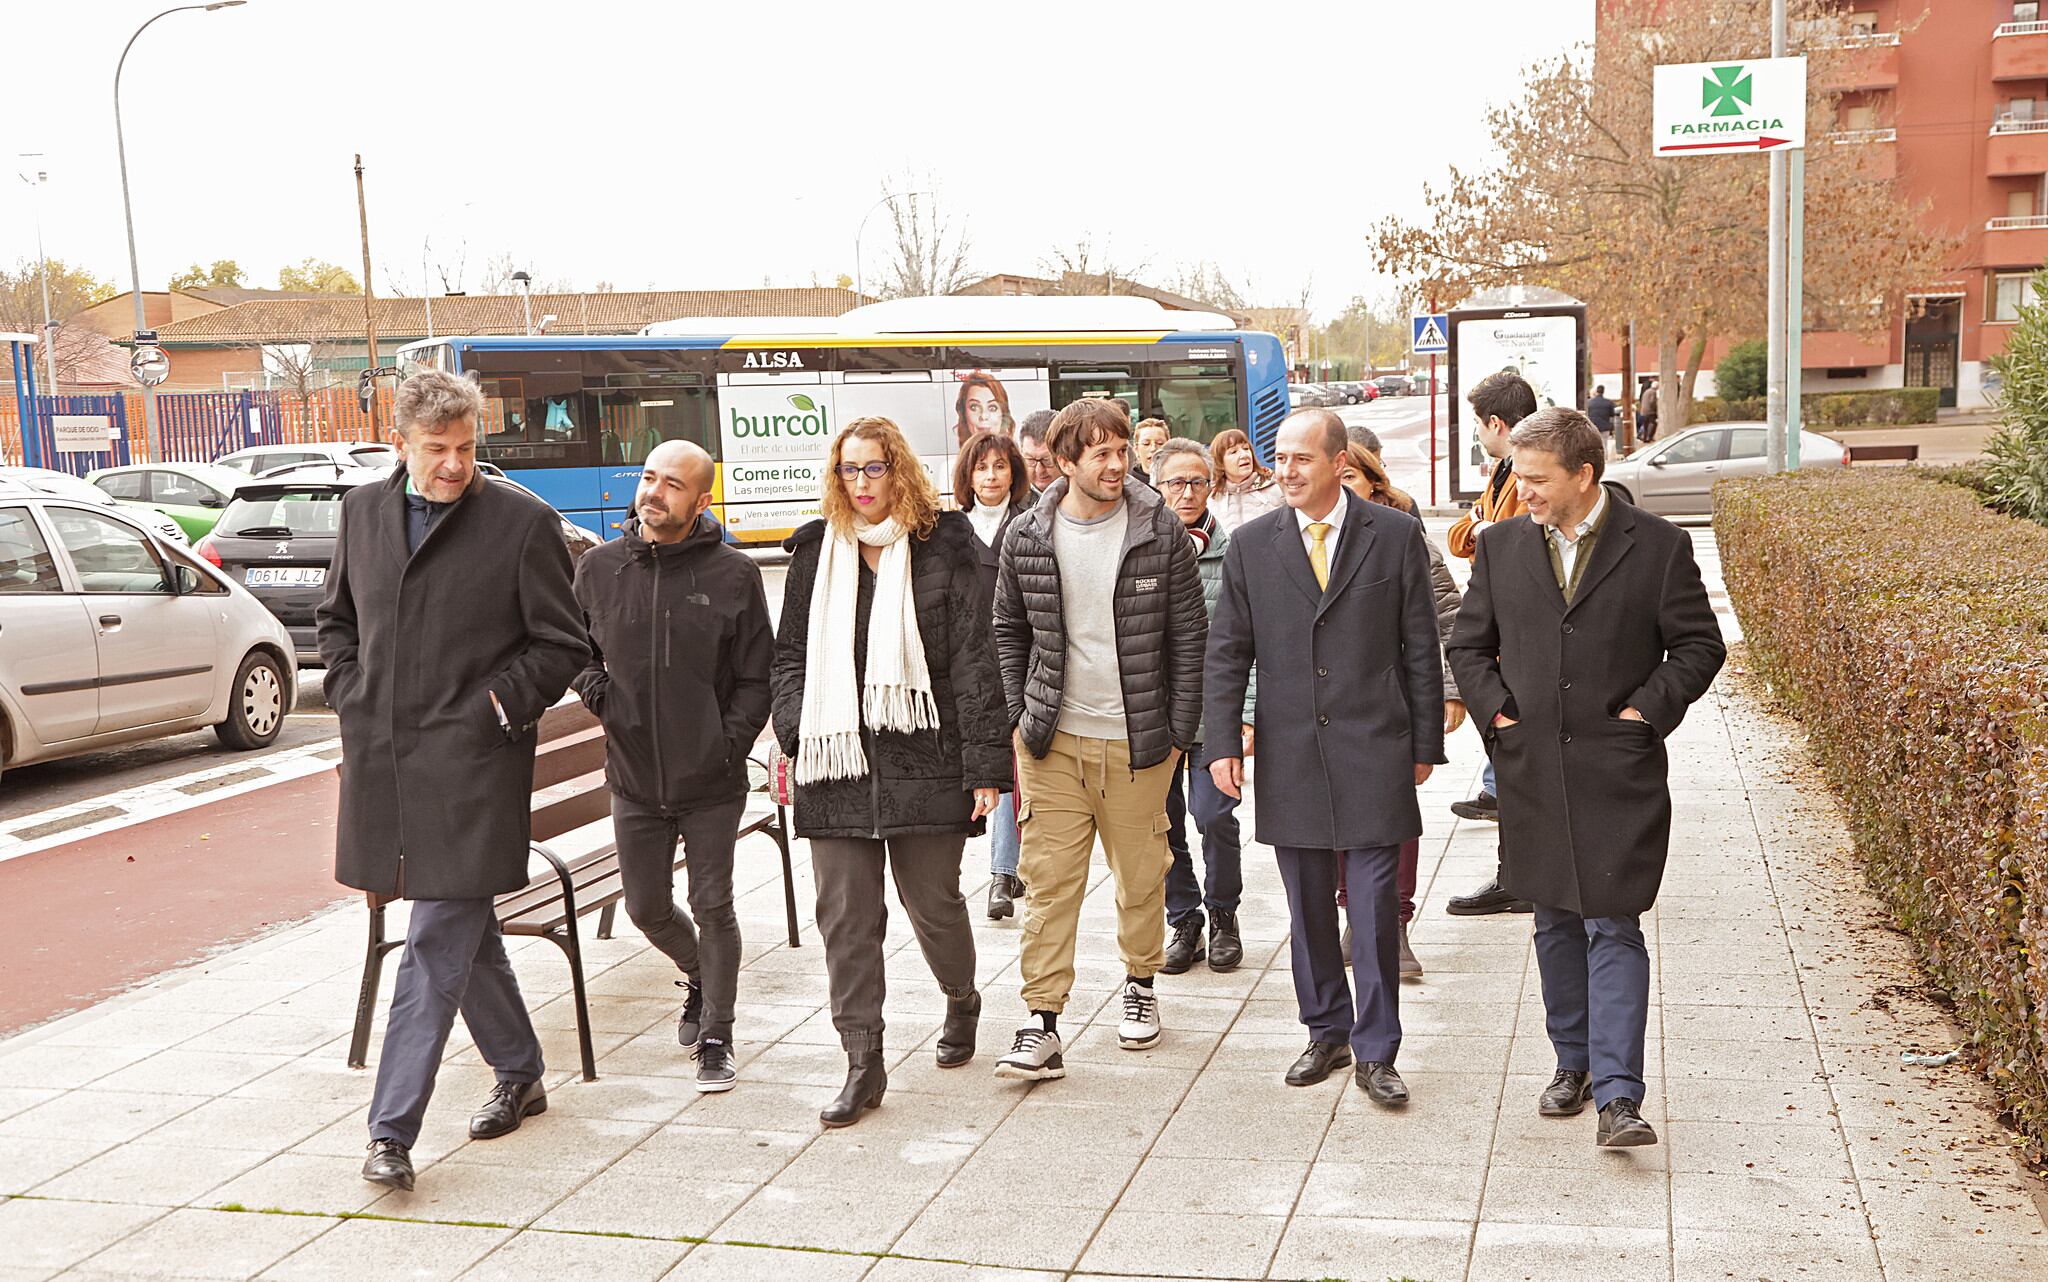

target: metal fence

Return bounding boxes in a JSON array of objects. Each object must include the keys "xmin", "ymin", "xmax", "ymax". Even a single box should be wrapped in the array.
[{"xmin": 0, "ymin": 387, "xmax": 389, "ymax": 475}]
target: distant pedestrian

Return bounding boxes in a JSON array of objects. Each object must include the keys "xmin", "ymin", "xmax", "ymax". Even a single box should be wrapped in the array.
[
  {"xmin": 1017, "ymin": 410, "xmax": 1060, "ymax": 495},
  {"xmin": 319, "ymin": 369, "xmax": 590, "ymax": 1194},
  {"xmin": 1151, "ymin": 438, "xmax": 1253, "ymax": 977},
  {"xmin": 572, "ymin": 439, "xmax": 773, "ymax": 1094},
  {"xmin": 1587, "ymin": 384, "xmax": 1617, "ymax": 452},
  {"xmin": 954, "ymin": 430, "xmax": 1034, "ymax": 920},
  {"xmin": 771, "ymin": 416, "xmax": 1011, "ymax": 1128},
  {"xmin": 1447, "ymin": 407, "xmax": 1724, "ymax": 1147},
  {"xmin": 1636, "ymin": 379, "xmax": 1659, "ymax": 443},
  {"xmin": 992, "ymin": 397, "xmax": 1207, "ymax": 1082},
  {"xmin": 1209, "ymin": 427, "xmax": 1283, "ymax": 533},
  {"xmin": 1444, "ymin": 370, "xmax": 1537, "ymax": 916},
  {"xmin": 1204, "ymin": 408, "xmax": 1445, "ymax": 1105}
]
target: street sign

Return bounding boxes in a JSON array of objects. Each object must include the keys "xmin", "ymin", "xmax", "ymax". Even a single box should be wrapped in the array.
[
  {"xmin": 1652, "ymin": 57, "xmax": 1806, "ymax": 156},
  {"xmin": 52, "ymin": 415, "xmax": 114, "ymax": 455},
  {"xmin": 130, "ymin": 344, "xmax": 169, "ymax": 387},
  {"xmin": 1412, "ymin": 313, "xmax": 1449, "ymax": 354}
]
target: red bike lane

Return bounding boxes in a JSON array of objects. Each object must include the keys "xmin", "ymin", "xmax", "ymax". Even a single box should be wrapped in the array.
[{"xmin": 0, "ymin": 769, "xmax": 351, "ymax": 1036}]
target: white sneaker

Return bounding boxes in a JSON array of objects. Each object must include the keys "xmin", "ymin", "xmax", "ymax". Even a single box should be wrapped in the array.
[
  {"xmin": 1117, "ymin": 979, "xmax": 1162, "ymax": 1049},
  {"xmin": 994, "ymin": 1024, "xmax": 1065, "ymax": 1080}
]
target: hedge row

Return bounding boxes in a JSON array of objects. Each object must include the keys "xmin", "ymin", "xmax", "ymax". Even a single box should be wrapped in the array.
[
  {"xmin": 1715, "ymin": 471, "xmax": 2048, "ymax": 1158},
  {"xmin": 1690, "ymin": 387, "xmax": 1940, "ymax": 426}
]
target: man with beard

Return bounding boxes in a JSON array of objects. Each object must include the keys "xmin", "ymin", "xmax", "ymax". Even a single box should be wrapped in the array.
[{"xmin": 572, "ymin": 440, "xmax": 774, "ymax": 1093}]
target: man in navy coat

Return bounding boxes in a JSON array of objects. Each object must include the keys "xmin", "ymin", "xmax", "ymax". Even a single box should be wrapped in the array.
[{"xmin": 1204, "ymin": 408, "xmax": 1446, "ymax": 1104}]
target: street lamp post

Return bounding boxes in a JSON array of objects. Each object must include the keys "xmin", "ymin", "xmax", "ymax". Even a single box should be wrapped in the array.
[
  {"xmin": 15, "ymin": 159, "xmax": 56, "ymax": 391},
  {"xmin": 511, "ymin": 271, "xmax": 533, "ymax": 334},
  {"xmin": 115, "ymin": 1, "xmax": 247, "ymax": 450},
  {"xmin": 853, "ymin": 190, "xmax": 930, "ymax": 300}
]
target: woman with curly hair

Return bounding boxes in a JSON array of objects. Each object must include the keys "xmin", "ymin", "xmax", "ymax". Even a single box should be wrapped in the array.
[{"xmin": 771, "ymin": 416, "xmax": 1011, "ymax": 1128}]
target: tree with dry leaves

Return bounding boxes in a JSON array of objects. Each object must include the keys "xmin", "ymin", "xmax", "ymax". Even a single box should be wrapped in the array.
[
  {"xmin": 0, "ymin": 257, "xmax": 119, "ymax": 388},
  {"xmin": 1373, "ymin": 0, "xmax": 1953, "ymax": 428}
]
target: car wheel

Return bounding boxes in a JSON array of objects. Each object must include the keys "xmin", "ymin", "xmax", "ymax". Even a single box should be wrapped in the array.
[{"xmin": 216, "ymin": 651, "xmax": 287, "ymax": 750}]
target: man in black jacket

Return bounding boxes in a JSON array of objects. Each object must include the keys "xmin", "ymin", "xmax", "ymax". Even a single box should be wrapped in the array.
[
  {"xmin": 572, "ymin": 440, "xmax": 773, "ymax": 1094},
  {"xmin": 991, "ymin": 398, "xmax": 1208, "ymax": 1081},
  {"xmin": 319, "ymin": 370, "xmax": 589, "ymax": 1193}
]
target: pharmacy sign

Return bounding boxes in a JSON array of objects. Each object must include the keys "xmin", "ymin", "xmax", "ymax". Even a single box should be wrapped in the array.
[{"xmin": 1652, "ymin": 56, "xmax": 1806, "ymax": 155}]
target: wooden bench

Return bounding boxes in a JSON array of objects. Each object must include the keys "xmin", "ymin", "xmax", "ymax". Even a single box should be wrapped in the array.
[
  {"xmin": 1846, "ymin": 442, "xmax": 1920, "ymax": 464},
  {"xmin": 347, "ymin": 701, "xmax": 800, "ymax": 1082}
]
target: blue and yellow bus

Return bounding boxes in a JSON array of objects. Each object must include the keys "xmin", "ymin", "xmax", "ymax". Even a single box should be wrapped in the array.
[{"xmin": 397, "ymin": 296, "xmax": 1288, "ymax": 543}]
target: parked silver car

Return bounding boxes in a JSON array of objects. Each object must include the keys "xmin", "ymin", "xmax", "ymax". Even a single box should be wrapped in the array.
[
  {"xmin": 0, "ymin": 467, "xmax": 189, "ymax": 545},
  {"xmin": 0, "ymin": 479, "xmax": 298, "ymax": 784},
  {"xmin": 216, "ymin": 441, "xmax": 398, "ymax": 477},
  {"xmin": 1604, "ymin": 423, "xmax": 1847, "ymax": 516}
]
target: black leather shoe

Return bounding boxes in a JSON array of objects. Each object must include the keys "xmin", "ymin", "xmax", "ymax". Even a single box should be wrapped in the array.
[
  {"xmin": 469, "ymin": 1079, "xmax": 547, "ymax": 1139},
  {"xmin": 1285, "ymin": 1040, "xmax": 1353, "ymax": 1086},
  {"xmin": 1160, "ymin": 918, "xmax": 1205, "ymax": 974},
  {"xmin": 820, "ymin": 1051, "xmax": 886, "ymax": 1128},
  {"xmin": 1445, "ymin": 878, "xmax": 1533, "ymax": 916},
  {"xmin": 1450, "ymin": 791, "xmax": 1499, "ymax": 821},
  {"xmin": 1596, "ymin": 1098, "xmax": 1658, "ymax": 1147},
  {"xmin": 1539, "ymin": 1069, "xmax": 1594, "ymax": 1117},
  {"xmin": 362, "ymin": 1138, "xmax": 414, "ymax": 1191},
  {"xmin": 987, "ymin": 875, "xmax": 1017, "ymax": 920},
  {"xmin": 936, "ymin": 990, "xmax": 980, "ymax": 1068},
  {"xmin": 1355, "ymin": 1061, "xmax": 1410, "ymax": 1106},
  {"xmin": 1208, "ymin": 910, "xmax": 1243, "ymax": 972}
]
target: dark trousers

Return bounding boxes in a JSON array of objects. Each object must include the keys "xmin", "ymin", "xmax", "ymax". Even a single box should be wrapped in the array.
[
  {"xmin": 1275, "ymin": 845, "xmax": 1401, "ymax": 1063},
  {"xmin": 1164, "ymin": 745, "xmax": 1243, "ymax": 929},
  {"xmin": 810, "ymin": 833, "xmax": 977, "ymax": 1054},
  {"xmin": 368, "ymin": 896, "xmax": 543, "ymax": 1148},
  {"xmin": 610, "ymin": 794, "xmax": 746, "ymax": 1045},
  {"xmin": 1532, "ymin": 903, "xmax": 1650, "ymax": 1110}
]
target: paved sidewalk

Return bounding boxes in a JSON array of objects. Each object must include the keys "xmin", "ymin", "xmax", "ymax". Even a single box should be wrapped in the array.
[{"xmin": 2, "ymin": 676, "xmax": 2043, "ymax": 1278}]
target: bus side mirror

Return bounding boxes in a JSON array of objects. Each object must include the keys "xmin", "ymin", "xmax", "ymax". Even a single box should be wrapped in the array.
[{"xmin": 358, "ymin": 371, "xmax": 375, "ymax": 415}]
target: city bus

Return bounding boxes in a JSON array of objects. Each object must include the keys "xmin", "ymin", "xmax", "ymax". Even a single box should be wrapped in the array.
[{"xmin": 396, "ymin": 296, "xmax": 1289, "ymax": 543}]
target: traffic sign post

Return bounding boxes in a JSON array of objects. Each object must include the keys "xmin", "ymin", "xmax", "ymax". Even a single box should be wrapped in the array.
[
  {"xmin": 1411, "ymin": 313, "xmax": 1449, "ymax": 355},
  {"xmin": 1652, "ymin": 51, "xmax": 1807, "ymax": 474}
]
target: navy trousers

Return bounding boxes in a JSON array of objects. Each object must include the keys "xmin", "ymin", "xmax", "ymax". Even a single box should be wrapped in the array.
[
  {"xmin": 1532, "ymin": 903, "xmax": 1649, "ymax": 1110},
  {"xmin": 1275, "ymin": 845, "xmax": 1401, "ymax": 1063},
  {"xmin": 368, "ymin": 897, "xmax": 544, "ymax": 1148},
  {"xmin": 1164, "ymin": 745, "xmax": 1243, "ymax": 930}
]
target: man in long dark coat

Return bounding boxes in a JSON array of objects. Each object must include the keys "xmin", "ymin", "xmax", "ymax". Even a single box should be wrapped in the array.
[
  {"xmin": 1204, "ymin": 408, "xmax": 1445, "ymax": 1106},
  {"xmin": 1447, "ymin": 407, "xmax": 1724, "ymax": 1148},
  {"xmin": 318, "ymin": 369, "xmax": 589, "ymax": 1191}
]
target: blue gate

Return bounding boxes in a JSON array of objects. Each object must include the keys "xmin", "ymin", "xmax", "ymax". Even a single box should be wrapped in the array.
[
  {"xmin": 154, "ymin": 390, "xmax": 284, "ymax": 463},
  {"xmin": 22, "ymin": 394, "xmax": 133, "ymax": 476}
]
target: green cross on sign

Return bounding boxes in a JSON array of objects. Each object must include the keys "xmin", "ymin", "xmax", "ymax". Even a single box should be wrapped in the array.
[{"xmin": 1703, "ymin": 65, "xmax": 1752, "ymax": 117}]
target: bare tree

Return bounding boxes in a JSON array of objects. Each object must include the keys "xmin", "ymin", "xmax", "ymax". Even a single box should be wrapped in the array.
[
  {"xmin": 1038, "ymin": 236, "xmax": 1152, "ymax": 293},
  {"xmin": 233, "ymin": 333, "xmax": 349, "ymax": 439},
  {"xmin": 1163, "ymin": 261, "xmax": 1250, "ymax": 311},
  {"xmin": 878, "ymin": 184, "xmax": 973, "ymax": 299},
  {"xmin": 0, "ymin": 257, "xmax": 119, "ymax": 387}
]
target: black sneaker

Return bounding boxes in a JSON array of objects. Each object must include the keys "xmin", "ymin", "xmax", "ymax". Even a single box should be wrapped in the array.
[
  {"xmin": 693, "ymin": 1037, "xmax": 736, "ymax": 1093},
  {"xmin": 677, "ymin": 976, "xmax": 705, "ymax": 1047},
  {"xmin": 1450, "ymin": 791, "xmax": 1499, "ymax": 822},
  {"xmin": 1160, "ymin": 919, "xmax": 1205, "ymax": 974}
]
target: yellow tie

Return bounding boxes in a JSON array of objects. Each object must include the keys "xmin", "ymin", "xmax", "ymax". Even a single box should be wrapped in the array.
[{"xmin": 1308, "ymin": 522, "xmax": 1332, "ymax": 590}]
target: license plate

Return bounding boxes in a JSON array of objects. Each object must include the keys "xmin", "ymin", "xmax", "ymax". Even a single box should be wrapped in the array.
[{"xmin": 245, "ymin": 566, "xmax": 326, "ymax": 587}]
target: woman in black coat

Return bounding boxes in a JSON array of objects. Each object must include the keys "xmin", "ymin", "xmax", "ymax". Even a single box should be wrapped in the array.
[
  {"xmin": 953, "ymin": 430, "xmax": 1033, "ymax": 920},
  {"xmin": 771, "ymin": 416, "xmax": 1011, "ymax": 1128}
]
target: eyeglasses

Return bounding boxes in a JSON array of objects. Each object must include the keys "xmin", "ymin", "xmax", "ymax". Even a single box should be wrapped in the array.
[
  {"xmin": 834, "ymin": 461, "xmax": 892, "ymax": 480},
  {"xmin": 1159, "ymin": 477, "xmax": 1212, "ymax": 494}
]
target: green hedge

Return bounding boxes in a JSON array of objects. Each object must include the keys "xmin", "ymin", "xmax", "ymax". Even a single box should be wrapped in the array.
[
  {"xmin": 1689, "ymin": 387, "xmax": 1940, "ymax": 426},
  {"xmin": 1715, "ymin": 471, "xmax": 2048, "ymax": 1159}
]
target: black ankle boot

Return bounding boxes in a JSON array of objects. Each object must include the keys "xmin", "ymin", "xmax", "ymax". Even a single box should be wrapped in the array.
[
  {"xmin": 820, "ymin": 1051, "xmax": 886, "ymax": 1128},
  {"xmin": 937, "ymin": 990, "xmax": 981, "ymax": 1068}
]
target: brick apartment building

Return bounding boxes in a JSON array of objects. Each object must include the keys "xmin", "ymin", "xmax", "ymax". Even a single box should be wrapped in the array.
[{"xmin": 1595, "ymin": 0, "xmax": 2048, "ymax": 410}]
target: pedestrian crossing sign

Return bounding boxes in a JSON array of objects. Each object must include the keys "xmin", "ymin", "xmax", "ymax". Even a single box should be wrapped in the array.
[{"xmin": 1412, "ymin": 313, "xmax": 1449, "ymax": 354}]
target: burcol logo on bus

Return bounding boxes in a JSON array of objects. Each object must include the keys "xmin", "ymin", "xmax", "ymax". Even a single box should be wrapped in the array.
[{"xmin": 728, "ymin": 393, "xmax": 832, "ymax": 447}]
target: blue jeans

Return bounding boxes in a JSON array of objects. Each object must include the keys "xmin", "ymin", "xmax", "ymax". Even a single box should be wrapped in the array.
[
  {"xmin": 989, "ymin": 789, "xmax": 1020, "ymax": 878},
  {"xmin": 1482, "ymin": 758, "xmax": 1496, "ymax": 797},
  {"xmin": 1164, "ymin": 747, "xmax": 1243, "ymax": 929}
]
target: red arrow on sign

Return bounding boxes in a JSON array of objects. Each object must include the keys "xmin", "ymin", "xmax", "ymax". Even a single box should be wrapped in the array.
[{"xmin": 1659, "ymin": 135, "xmax": 1792, "ymax": 153}]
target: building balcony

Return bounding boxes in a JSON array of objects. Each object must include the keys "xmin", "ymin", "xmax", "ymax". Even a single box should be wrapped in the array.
[
  {"xmin": 1801, "ymin": 329, "xmax": 1892, "ymax": 369},
  {"xmin": 1987, "ymin": 118, "xmax": 2048, "ymax": 175},
  {"xmin": 1992, "ymin": 20, "xmax": 2048, "ymax": 80},
  {"xmin": 1985, "ymin": 215, "xmax": 2048, "ymax": 265},
  {"xmin": 1818, "ymin": 33, "xmax": 1901, "ymax": 92},
  {"xmin": 1830, "ymin": 128, "xmax": 1897, "ymax": 178}
]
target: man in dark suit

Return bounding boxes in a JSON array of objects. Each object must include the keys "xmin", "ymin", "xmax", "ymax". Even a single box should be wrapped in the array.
[
  {"xmin": 1204, "ymin": 408, "xmax": 1446, "ymax": 1104},
  {"xmin": 319, "ymin": 369, "xmax": 590, "ymax": 1192},
  {"xmin": 1447, "ymin": 407, "xmax": 1724, "ymax": 1147}
]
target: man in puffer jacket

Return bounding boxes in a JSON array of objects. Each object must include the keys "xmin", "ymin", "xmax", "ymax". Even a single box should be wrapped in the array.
[
  {"xmin": 571, "ymin": 441, "xmax": 773, "ymax": 1094},
  {"xmin": 991, "ymin": 398, "xmax": 1208, "ymax": 1083}
]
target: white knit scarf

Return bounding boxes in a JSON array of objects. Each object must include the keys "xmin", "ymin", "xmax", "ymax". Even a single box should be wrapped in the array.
[{"xmin": 797, "ymin": 516, "xmax": 938, "ymax": 783}]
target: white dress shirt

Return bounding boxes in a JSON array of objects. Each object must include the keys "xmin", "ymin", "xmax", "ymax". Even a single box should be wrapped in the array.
[
  {"xmin": 1294, "ymin": 491, "xmax": 1346, "ymax": 571},
  {"xmin": 1546, "ymin": 488, "xmax": 1608, "ymax": 582}
]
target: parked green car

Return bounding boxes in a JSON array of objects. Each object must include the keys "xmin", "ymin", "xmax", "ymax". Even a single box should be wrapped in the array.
[{"xmin": 86, "ymin": 462, "xmax": 252, "ymax": 540}]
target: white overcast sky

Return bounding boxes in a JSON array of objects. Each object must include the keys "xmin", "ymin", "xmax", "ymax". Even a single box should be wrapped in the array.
[{"xmin": 3, "ymin": 0, "xmax": 1592, "ymax": 322}]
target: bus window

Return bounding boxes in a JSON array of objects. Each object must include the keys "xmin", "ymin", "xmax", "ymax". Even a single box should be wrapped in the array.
[
  {"xmin": 1153, "ymin": 365, "xmax": 1239, "ymax": 444},
  {"xmin": 596, "ymin": 385, "xmax": 718, "ymax": 465},
  {"xmin": 1051, "ymin": 368, "xmax": 1140, "ymax": 423},
  {"xmin": 469, "ymin": 349, "xmax": 588, "ymax": 467}
]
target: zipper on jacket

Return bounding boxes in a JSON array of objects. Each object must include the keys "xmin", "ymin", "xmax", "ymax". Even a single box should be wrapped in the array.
[
  {"xmin": 864, "ymin": 722, "xmax": 882, "ymax": 838},
  {"xmin": 650, "ymin": 552, "xmax": 667, "ymax": 809}
]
